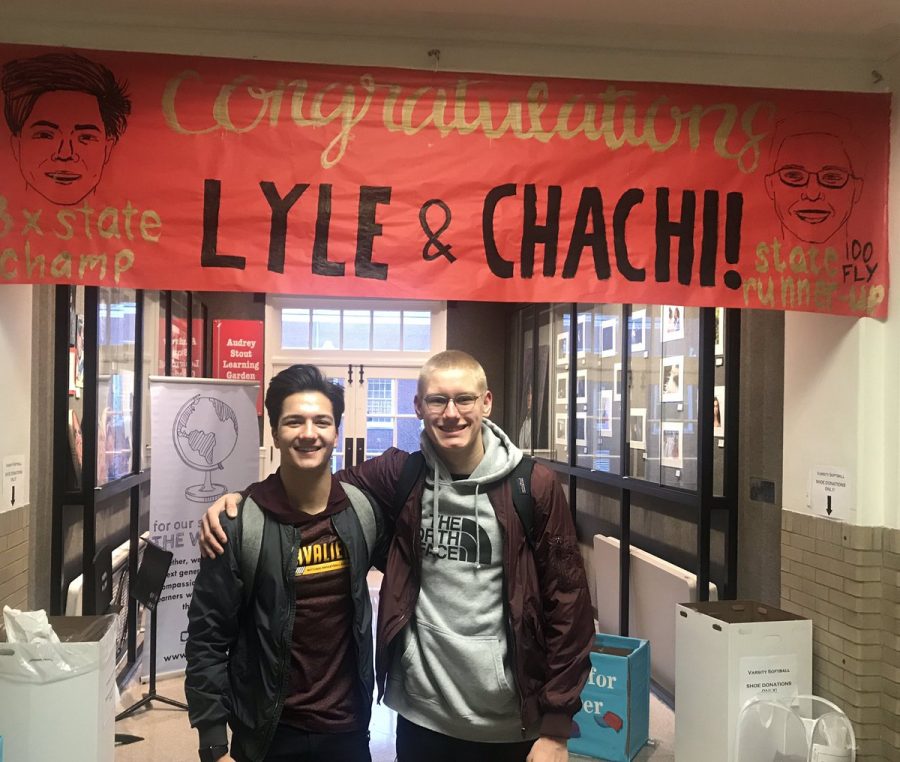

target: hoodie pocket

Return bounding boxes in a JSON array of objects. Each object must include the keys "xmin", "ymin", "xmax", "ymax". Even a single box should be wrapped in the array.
[{"xmin": 399, "ymin": 620, "xmax": 516, "ymax": 719}]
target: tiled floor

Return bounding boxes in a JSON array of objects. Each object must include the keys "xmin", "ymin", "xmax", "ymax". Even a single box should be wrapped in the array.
[
  {"xmin": 114, "ymin": 674, "xmax": 398, "ymax": 761},
  {"xmin": 114, "ymin": 674, "xmax": 673, "ymax": 762},
  {"xmin": 116, "ymin": 572, "xmax": 674, "ymax": 761}
]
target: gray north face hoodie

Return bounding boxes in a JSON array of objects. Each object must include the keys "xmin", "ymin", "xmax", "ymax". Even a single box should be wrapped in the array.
[{"xmin": 384, "ymin": 419, "xmax": 531, "ymax": 742}]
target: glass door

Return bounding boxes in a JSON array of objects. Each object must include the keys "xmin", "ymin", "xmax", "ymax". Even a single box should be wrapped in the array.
[
  {"xmin": 263, "ymin": 295, "xmax": 446, "ymax": 476},
  {"xmin": 261, "ymin": 363, "xmax": 421, "ymax": 476},
  {"xmin": 358, "ymin": 366, "xmax": 422, "ymax": 460}
]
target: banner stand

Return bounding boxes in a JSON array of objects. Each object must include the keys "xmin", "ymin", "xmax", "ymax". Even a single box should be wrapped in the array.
[{"xmin": 147, "ymin": 376, "xmax": 260, "ymax": 679}]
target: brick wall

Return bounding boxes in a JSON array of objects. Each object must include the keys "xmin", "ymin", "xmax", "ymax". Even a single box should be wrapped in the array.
[
  {"xmin": 781, "ymin": 510, "xmax": 899, "ymax": 761},
  {"xmin": 0, "ymin": 506, "xmax": 29, "ymax": 610}
]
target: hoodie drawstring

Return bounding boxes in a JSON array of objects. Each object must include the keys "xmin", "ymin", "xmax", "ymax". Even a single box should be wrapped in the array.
[
  {"xmin": 431, "ymin": 458, "xmax": 441, "ymax": 556},
  {"xmin": 430, "ymin": 463, "xmax": 483, "ymax": 571},
  {"xmin": 474, "ymin": 483, "xmax": 482, "ymax": 570}
]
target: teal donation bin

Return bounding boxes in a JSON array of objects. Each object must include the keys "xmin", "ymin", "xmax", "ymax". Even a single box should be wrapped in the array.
[{"xmin": 568, "ymin": 633, "xmax": 650, "ymax": 762}]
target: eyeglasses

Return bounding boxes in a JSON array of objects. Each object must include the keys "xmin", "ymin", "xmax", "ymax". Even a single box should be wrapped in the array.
[
  {"xmin": 773, "ymin": 166, "xmax": 854, "ymax": 189},
  {"xmin": 422, "ymin": 393, "xmax": 482, "ymax": 413}
]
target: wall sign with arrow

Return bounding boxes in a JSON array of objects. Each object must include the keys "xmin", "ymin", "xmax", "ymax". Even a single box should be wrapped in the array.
[
  {"xmin": 809, "ymin": 466, "xmax": 854, "ymax": 522},
  {"xmin": 2, "ymin": 455, "xmax": 28, "ymax": 513}
]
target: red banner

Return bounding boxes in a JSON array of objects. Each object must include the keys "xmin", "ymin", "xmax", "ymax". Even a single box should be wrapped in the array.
[
  {"xmin": 0, "ymin": 43, "xmax": 890, "ymax": 316},
  {"xmin": 212, "ymin": 319, "xmax": 264, "ymax": 414}
]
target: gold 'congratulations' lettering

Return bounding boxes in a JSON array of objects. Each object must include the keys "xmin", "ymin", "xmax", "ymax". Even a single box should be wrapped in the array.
[
  {"xmin": 162, "ymin": 69, "xmax": 775, "ymax": 173},
  {"xmin": 163, "ymin": 70, "xmax": 376, "ymax": 168}
]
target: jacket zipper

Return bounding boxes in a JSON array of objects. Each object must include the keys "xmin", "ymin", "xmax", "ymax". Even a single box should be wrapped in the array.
[
  {"xmin": 496, "ymin": 487, "xmax": 528, "ymax": 737},
  {"xmin": 377, "ymin": 483, "xmax": 423, "ymax": 698},
  {"xmin": 258, "ymin": 524, "xmax": 299, "ymax": 760},
  {"xmin": 334, "ymin": 513, "xmax": 375, "ymax": 724}
]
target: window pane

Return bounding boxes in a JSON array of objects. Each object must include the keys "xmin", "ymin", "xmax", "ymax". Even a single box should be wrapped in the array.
[
  {"xmin": 324, "ymin": 374, "xmax": 346, "ymax": 473},
  {"xmin": 397, "ymin": 379, "xmax": 418, "ymax": 415},
  {"xmin": 373, "ymin": 310, "xmax": 402, "ymax": 351},
  {"xmin": 96, "ymin": 287, "xmax": 137, "ymax": 486},
  {"xmin": 282, "ymin": 308, "xmax": 310, "ymax": 349},
  {"xmin": 712, "ymin": 307, "xmax": 726, "ymax": 498},
  {"xmin": 171, "ymin": 292, "xmax": 189, "ymax": 377},
  {"xmin": 551, "ymin": 305, "xmax": 569, "ymax": 463},
  {"xmin": 403, "ymin": 311, "xmax": 431, "ymax": 351},
  {"xmin": 628, "ymin": 304, "xmax": 654, "ymax": 482},
  {"xmin": 398, "ymin": 418, "xmax": 423, "ymax": 451},
  {"xmin": 366, "ymin": 426, "xmax": 394, "ymax": 457},
  {"xmin": 364, "ymin": 377, "xmax": 422, "ymax": 459},
  {"xmin": 311, "ymin": 309, "xmax": 340, "ymax": 349},
  {"xmin": 535, "ymin": 306, "xmax": 552, "ymax": 458},
  {"xmin": 367, "ymin": 378, "xmax": 393, "ymax": 418},
  {"xmin": 576, "ymin": 304, "xmax": 621, "ymax": 474},
  {"xmin": 365, "ymin": 377, "xmax": 395, "ymax": 459},
  {"xmin": 626, "ymin": 304, "xmax": 699, "ymax": 490},
  {"xmin": 658, "ymin": 305, "xmax": 699, "ymax": 490},
  {"xmin": 343, "ymin": 310, "xmax": 371, "ymax": 350},
  {"xmin": 98, "ymin": 301, "xmax": 108, "ymax": 346}
]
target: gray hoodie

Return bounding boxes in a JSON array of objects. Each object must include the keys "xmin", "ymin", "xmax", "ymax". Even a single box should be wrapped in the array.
[{"xmin": 384, "ymin": 419, "xmax": 531, "ymax": 741}]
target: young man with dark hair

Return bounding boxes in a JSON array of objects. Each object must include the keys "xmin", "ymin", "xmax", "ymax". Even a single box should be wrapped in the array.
[
  {"xmin": 1, "ymin": 51, "xmax": 131, "ymax": 205},
  {"xmin": 185, "ymin": 364, "xmax": 385, "ymax": 762},
  {"xmin": 202, "ymin": 351, "xmax": 593, "ymax": 762}
]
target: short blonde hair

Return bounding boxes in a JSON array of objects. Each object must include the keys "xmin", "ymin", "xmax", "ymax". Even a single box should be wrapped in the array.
[{"xmin": 418, "ymin": 350, "xmax": 488, "ymax": 395}]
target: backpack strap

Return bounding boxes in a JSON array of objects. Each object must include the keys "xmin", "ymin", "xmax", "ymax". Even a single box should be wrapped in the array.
[
  {"xmin": 508, "ymin": 455, "xmax": 536, "ymax": 549},
  {"xmin": 341, "ymin": 482, "xmax": 377, "ymax": 559},
  {"xmin": 239, "ymin": 496, "xmax": 265, "ymax": 606},
  {"xmin": 393, "ymin": 451, "xmax": 426, "ymax": 518}
]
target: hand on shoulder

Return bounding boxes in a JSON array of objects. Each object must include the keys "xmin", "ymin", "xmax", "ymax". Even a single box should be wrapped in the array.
[{"xmin": 199, "ymin": 492, "xmax": 243, "ymax": 558}]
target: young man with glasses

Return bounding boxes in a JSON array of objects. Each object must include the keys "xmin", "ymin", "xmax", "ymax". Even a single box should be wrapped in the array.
[{"xmin": 201, "ymin": 350, "xmax": 593, "ymax": 762}]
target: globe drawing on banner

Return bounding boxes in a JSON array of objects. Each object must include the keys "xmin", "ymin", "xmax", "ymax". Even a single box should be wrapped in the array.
[{"xmin": 172, "ymin": 395, "xmax": 239, "ymax": 502}]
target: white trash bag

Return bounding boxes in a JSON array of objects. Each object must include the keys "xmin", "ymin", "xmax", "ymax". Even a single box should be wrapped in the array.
[
  {"xmin": 0, "ymin": 606, "xmax": 97, "ymax": 684},
  {"xmin": 736, "ymin": 694, "xmax": 855, "ymax": 762}
]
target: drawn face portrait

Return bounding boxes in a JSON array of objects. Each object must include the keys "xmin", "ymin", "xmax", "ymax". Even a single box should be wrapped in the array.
[
  {"xmin": 10, "ymin": 90, "xmax": 115, "ymax": 206},
  {"xmin": 765, "ymin": 132, "xmax": 863, "ymax": 245}
]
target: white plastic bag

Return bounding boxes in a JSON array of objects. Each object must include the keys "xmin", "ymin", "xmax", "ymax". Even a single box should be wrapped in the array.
[
  {"xmin": 736, "ymin": 694, "xmax": 856, "ymax": 762},
  {"xmin": 0, "ymin": 606, "xmax": 97, "ymax": 684}
]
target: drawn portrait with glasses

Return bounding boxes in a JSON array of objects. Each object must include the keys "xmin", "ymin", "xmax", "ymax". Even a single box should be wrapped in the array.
[{"xmin": 764, "ymin": 112, "xmax": 864, "ymax": 247}]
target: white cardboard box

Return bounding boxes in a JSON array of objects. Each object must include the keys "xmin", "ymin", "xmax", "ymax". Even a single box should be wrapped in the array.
[
  {"xmin": 675, "ymin": 601, "xmax": 812, "ymax": 762},
  {"xmin": 0, "ymin": 615, "xmax": 116, "ymax": 762}
]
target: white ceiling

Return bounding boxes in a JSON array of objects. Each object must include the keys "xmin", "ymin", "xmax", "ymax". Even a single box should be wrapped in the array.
[{"xmin": 3, "ymin": 0, "xmax": 900, "ymax": 62}]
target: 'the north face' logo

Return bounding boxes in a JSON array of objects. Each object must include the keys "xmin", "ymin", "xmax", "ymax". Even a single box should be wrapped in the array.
[{"xmin": 419, "ymin": 515, "xmax": 492, "ymax": 565}]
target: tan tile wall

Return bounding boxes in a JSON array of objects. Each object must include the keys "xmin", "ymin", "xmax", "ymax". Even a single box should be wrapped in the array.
[
  {"xmin": 0, "ymin": 506, "xmax": 30, "ymax": 611},
  {"xmin": 781, "ymin": 510, "xmax": 899, "ymax": 762}
]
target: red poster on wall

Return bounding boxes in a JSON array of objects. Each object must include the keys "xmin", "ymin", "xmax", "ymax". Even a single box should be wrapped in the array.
[
  {"xmin": 0, "ymin": 43, "xmax": 890, "ymax": 316},
  {"xmin": 212, "ymin": 319, "xmax": 264, "ymax": 414}
]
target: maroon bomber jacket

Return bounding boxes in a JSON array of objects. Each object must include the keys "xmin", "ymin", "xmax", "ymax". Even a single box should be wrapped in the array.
[{"xmin": 337, "ymin": 447, "xmax": 594, "ymax": 740}]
